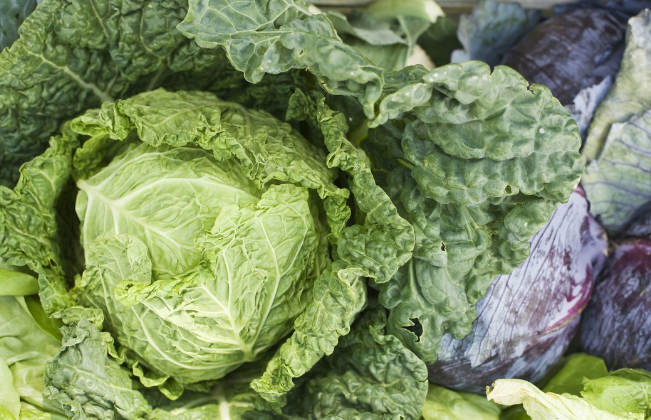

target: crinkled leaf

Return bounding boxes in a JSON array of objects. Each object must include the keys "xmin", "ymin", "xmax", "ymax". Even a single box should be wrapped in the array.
[
  {"xmin": 285, "ymin": 89, "xmax": 414, "ymax": 282},
  {"xmin": 0, "ymin": 0, "xmax": 230, "ymax": 187},
  {"xmin": 487, "ymin": 379, "xmax": 641, "ymax": 420},
  {"xmin": 364, "ymin": 61, "xmax": 582, "ymax": 363},
  {"xmin": 0, "ymin": 129, "xmax": 77, "ymax": 316},
  {"xmin": 250, "ymin": 261, "xmax": 367, "ymax": 405},
  {"xmin": 451, "ymin": 0, "xmax": 541, "ymax": 67},
  {"xmin": 421, "ymin": 384, "xmax": 500, "ymax": 420},
  {"xmin": 582, "ymin": 369, "xmax": 651, "ymax": 417},
  {"xmin": 280, "ymin": 306, "xmax": 428, "ymax": 420},
  {"xmin": 44, "ymin": 320, "xmax": 151, "ymax": 420},
  {"xmin": 250, "ymin": 89, "xmax": 414, "ymax": 404},
  {"xmin": 582, "ymin": 110, "xmax": 651, "ymax": 235},
  {"xmin": 177, "ymin": 0, "xmax": 383, "ymax": 117},
  {"xmin": 583, "ymin": 10, "xmax": 651, "ymax": 161}
]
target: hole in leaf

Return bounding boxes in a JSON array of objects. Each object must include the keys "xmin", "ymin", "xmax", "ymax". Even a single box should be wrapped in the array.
[
  {"xmin": 406, "ymin": 318, "xmax": 423, "ymax": 342},
  {"xmin": 505, "ymin": 185, "xmax": 512, "ymax": 194}
]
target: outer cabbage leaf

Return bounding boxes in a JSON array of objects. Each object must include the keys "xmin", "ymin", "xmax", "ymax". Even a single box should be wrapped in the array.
[
  {"xmin": 280, "ymin": 306, "xmax": 428, "ymax": 420},
  {"xmin": 0, "ymin": 0, "xmax": 231, "ymax": 187},
  {"xmin": 451, "ymin": 0, "xmax": 540, "ymax": 66},
  {"xmin": 0, "ymin": 0, "xmax": 38, "ymax": 50},
  {"xmin": 580, "ymin": 239, "xmax": 651, "ymax": 371},
  {"xmin": 421, "ymin": 384, "xmax": 500, "ymax": 420},
  {"xmin": 0, "ymin": 357, "xmax": 20, "ymax": 420},
  {"xmin": 582, "ymin": 110, "xmax": 651, "ymax": 235},
  {"xmin": 44, "ymin": 320, "xmax": 151, "ymax": 420},
  {"xmin": 583, "ymin": 10, "xmax": 651, "ymax": 162},
  {"xmin": 0, "ymin": 294, "xmax": 67, "ymax": 419},
  {"xmin": 156, "ymin": 306, "xmax": 428, "ymax": 420},
  {"xmin": 0, "ymin": 129, "xmax": 77, "ymax": 316},
  {"xmin": 428, "ymin": 188, "xmax": 606, "ymax": 393},
  {"xmin": 364, "ymin": 61, "xmax": 582, "ymax": 363},
  {"xmin": 487, "ymin": 379, "xmax": 641, "ymax": 420},
  {"xmin": 177, "ymin": 0, "xmax": 384, "ymax": 117},
  {"xmin": 250, "ymin": 89, "xmax": 414, "ymax": 403},
  {"xmin": 0, "ymin": 266, "xmax": 39, "ymax": 297}
]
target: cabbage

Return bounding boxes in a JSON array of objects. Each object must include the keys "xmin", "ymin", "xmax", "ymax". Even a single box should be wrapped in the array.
[{"xmin": 0, "ymin": 0, "xmax": 583, "ymax": 417}]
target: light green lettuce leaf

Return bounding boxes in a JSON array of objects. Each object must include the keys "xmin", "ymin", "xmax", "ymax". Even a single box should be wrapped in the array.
[
  {"xmin": 43, "ymin": 320, "xmax": 151, "ymax": 420},
  {"xmin": 542, "ymin": 354, "xmax": 609, "ymax": 396},
  {"xmin": 421, "ymin": 384, "xmax": 500, "ymax": 420},
  {"xmin": 487, "ymin": 379, "xmax": 641, "ymax": 420},
  {"xmin": 501, "ymin": 353, "xmax": 609, "ymax": 420},
  {"xmin": 0, "ymin": 0, "xmax": 232, "ymax": 187},
  {"xmin": 582, "ymin": 370, "xmax": 651, "ymax": 418},
  {"xmin": 0, "ymin": 357, "xmax": 20, "ymax": 420},
  {"xmin": 451, "ymin": 0, "xmax": 540, "ymax": 66},
  {"xmin": 366, "ymin": 61, "xmax": 581, "ymax": 362},
  {"xmin": 0, "ymin": 294, "xmax": 66, "ymax": 419},
  {"xmin": 0, "ymin": 0, "xmax": 38, "ymax": 51},
  {"xmin": 0, "ymin": 266, "xmax": 38, "ymax": 297},
  {"xmin": 583, "ymin": 10, "xmax": 651, "ymax": 162}
]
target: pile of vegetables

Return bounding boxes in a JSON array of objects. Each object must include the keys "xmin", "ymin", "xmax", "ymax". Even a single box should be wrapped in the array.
[{"xmin": 0, "ymin": 0, "xmax": 650, "ymax": 418}]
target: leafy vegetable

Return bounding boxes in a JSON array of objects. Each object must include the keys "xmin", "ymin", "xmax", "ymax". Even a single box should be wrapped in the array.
[
  {"xmin": 0, "ymin": 0, "xmax": 586, "ymax": 417},
  {"xmin": 502, "ymin": 8, "xmax": 627, "ymax": 106},
  {"xmin": 0, "ymin": 0, "xmax": 235, "ymax": 187},
  {"xmin": 421, "ymin": 384, "xmax": 501, "ymax": 420},
  {"xmin": 451, "ymin": 0, "xmax": 540, "ymax": 67},
  {"xmin": 500, "ymin": 353, "xmax": 609, "ymax": 420},
  {"xmin": 428, "ymin": 188, "xmax": 607, "ymax": 393},
  {"xmin": 328, "ymin": 0, "xmax": 443, "ymax": 71},
  {"xmin": 582, "ymin": 110, "xmax": 651, "ymax": 234},
  {"xmin": 580, "ymin": 238, "xmax": 651, "ymax": 371},
  {"xmin": 365, "ymin": 62, "xmax": 583, "ymax": 364},
  {"xmin": 580, "ymin": 10, "xmax": 651, "ymax": 234},
  {"xmin": 0, "ymin": 293, "xmax": 66, "ymax": 419},
  {"xmin": 582, "ymin": 9, "xmax": 651, "ymax": 161},
  {"xmin": 488, "ymin": 379, "xmax": 639, "ymax": 420},
  {"xmin": 489, "ymin": 355, "xmax": 651, "ymax": 420}
]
